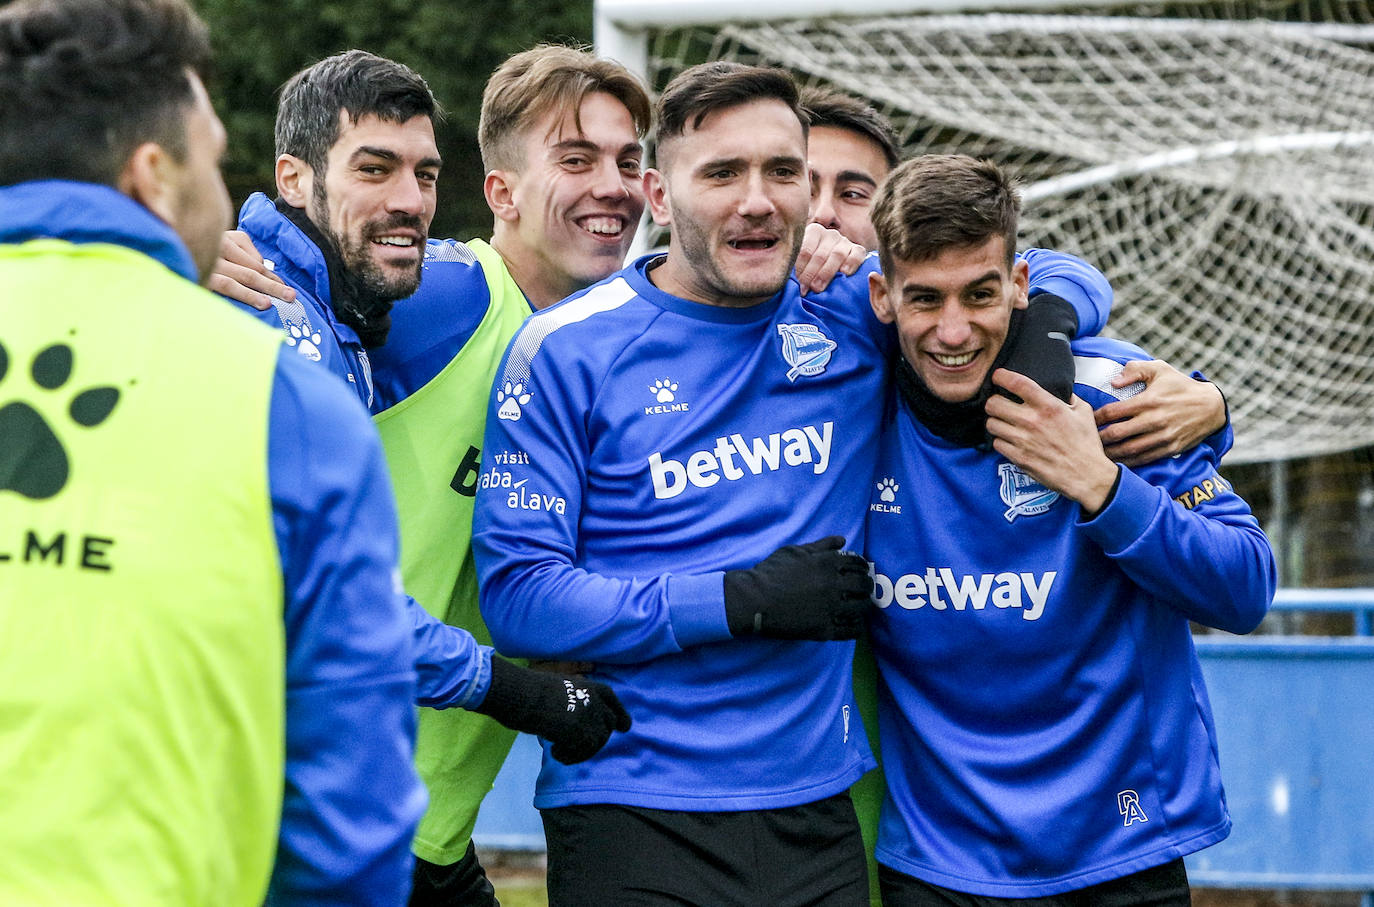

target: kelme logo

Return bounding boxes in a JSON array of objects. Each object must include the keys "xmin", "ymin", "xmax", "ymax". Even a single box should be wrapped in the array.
[{"xmin": 0, "ymin": 340, "xmax": 120, "ymax": 500}]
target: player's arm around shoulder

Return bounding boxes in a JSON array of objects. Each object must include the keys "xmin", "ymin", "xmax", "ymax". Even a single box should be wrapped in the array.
[
  {"xmin": 1018, "ymin": 246, "xmax": 1114, "ymax": 337},
  {"xmin": 472, "ymin": 311, "xmax": 733, "ymax": 665},
  {"xmin": 265, "ymin": 349, "xmax": 424, "ymax": 906}
]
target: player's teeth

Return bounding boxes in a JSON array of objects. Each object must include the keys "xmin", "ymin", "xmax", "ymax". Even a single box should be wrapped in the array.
[
  {"xmin": 934, "ymin": 351, "xmax": 976, "ymax": 366},
  {"xmin": 583, "ymin": 218, "xmax": 621, "ymax": 234},
  {"xmin": 375, "ymin": 236, "xmax": 413, "ymax": 246}
]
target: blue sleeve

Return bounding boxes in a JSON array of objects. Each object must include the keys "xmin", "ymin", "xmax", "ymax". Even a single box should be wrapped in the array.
[
  {"xmin": 1020, "ymin": 247, "xmax": 1114, "ymax": 338},
  {"xmin": 473, "ymin": 331, "xmax": 731, "ymax": 664},
  {"xmin": 408, "ymin": 593, "xmax": 494, "ymax": 710},
  {"xmin": 1078, "ymin": 382, "xmax": 1275, "ymax": 635},
  {"xmin": 265, "ymin": 350, "xmax": 426, "ymax": 906}
]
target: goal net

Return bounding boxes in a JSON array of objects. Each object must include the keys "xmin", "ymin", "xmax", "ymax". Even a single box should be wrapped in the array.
[{"xmin": 614, "ymin": 2, "xmax": 1374, "ymax": 464}]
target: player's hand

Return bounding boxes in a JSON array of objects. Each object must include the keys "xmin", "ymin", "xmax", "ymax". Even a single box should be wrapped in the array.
[
  {"xmin": 724, "ymin": 536, "xmax": 871, "ymax": 640},
  {"xmin": 475, "ymin": 657, "xmax": 631, "ymax": 764},
  {"xmin": 794, "ymin": 223, "xmax": 867, "ymax": 296},
  {"xmin": 996, "ymin": 293, "xmax": 1077, "ymax": 403},
  {"xmin": 1093, "ymin": 360, "xmax": 1226, "ymax": 467},
  {"xmin": 205, "ymin": 230, "xmax": 294, "ymax": 311},
  {"xmin": 987, "ymin": 368, "xmax": 1119, "ymax": 515}
]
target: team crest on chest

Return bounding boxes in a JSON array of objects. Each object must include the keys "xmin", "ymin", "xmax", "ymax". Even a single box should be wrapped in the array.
[
  {"xmin": 998, "ymin": 462, "xmax": 1059, "ymax": 522},
  {"xmin": 776, "ymin": 323, "xmax": 837, "ymax": 382}
]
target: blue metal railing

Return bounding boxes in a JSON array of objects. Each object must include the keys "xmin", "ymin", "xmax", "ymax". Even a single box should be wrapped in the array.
[{"xmin": 1267, "ymin": 587, "xmax": 1374, "ymax": 635}]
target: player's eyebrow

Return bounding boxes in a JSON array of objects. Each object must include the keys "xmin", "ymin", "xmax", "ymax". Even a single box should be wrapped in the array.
[
  {"xmin": 349, "ymin": 146, "xmax": 443, "ymax": 170},
  {"xmin": 551, "ymin": 138, "xmax": 642, "ymax": 158},
  {"xmin": 902, "ymin": 269, "xmax": 1001, "ymax": 297},
  {"xmin": 834, "ymin": 169, "xmax": 878, "ymax": 187}
]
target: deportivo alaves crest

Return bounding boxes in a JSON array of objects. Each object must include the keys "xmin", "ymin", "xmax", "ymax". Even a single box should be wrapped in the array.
[
  {"xmin": 776, "ymin": 323, "xmax": 836, "ymax": 382},
  {"xmin": 0, "ymin": 340, "xmax": 120, "ymax": 500}
]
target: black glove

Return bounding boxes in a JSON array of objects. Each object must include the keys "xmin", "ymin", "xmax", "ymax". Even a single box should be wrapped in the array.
[
  {"xmin": 997, "ymin": 292, "xmax": 1077, "ymax": 403},
  {"xmin": 474, "ymin": 657, "xmax": 631, "ymax": 764},
  {"xmin": 723, "ymin": 536, "xmax": 871, "ymax": 641}
]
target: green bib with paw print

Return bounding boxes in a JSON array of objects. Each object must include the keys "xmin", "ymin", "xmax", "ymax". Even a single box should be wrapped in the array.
[{"xmin": 0, "ymin": 239, "xmax": 284, "ymax": 906}]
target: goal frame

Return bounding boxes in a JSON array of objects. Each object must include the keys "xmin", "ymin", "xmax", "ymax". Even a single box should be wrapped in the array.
[{"xmin": 593, "ymin": 0, "xmax": 1133, "ymax": 83}]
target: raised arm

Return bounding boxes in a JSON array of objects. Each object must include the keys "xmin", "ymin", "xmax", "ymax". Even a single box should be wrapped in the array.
[
  {"xmin": 987, "ymin": 364, "xmax": 1274, "ymax": 634},
  {"xmin": 1009, "ymin": 251, "xmax": 1227, "ymax": 463}
]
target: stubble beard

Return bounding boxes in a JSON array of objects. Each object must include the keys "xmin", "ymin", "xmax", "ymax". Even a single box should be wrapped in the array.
[
  {"xmin": 674, "ymin": 215, "xmax": 805, "ymax": 306},
  {"xmin": 310, "ymin": 181, "xmax": 424, "ymax": 305}
]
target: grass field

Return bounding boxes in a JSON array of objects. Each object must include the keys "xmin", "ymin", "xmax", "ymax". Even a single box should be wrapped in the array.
[{"xmin": 493, "ymin": 880, "xmax": 547, "ymax": 907}]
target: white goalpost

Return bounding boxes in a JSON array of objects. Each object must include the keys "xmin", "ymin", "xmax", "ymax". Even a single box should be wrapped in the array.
[{"xmin": 593, "ymin": 0, "xmax": 1374, "ymax": 465}]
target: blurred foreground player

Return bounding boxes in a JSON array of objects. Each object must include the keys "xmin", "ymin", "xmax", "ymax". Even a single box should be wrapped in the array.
[{"xmin": 0, "ymin": 1, "xmax": 424, "ymax": 902}]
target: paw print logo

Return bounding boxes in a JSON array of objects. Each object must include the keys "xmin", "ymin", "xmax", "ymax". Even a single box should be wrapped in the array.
[
  {"xmin": 563, "ymin": 680, "xmax": 591, "ymax": 712},
  {"xmin": 877, "ymin": 477, "xmax": 899, "ymax": 503},
  {"xmin": 0, "ymin": 340, "xmax": 120, "ymax": 500},
  {"xmin": 285, "ymin": 324, "xmax": 323, "ymax": 362},
  {"xmin": 649, "ymin": 378, "xmax": 677, "ymax": 403},
  {"xmin": 496, "ymin": 381, "xmax": 532, "ymax": 422}
]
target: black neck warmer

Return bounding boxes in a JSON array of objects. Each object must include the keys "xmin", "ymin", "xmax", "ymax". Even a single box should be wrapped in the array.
[
  {"xmin": 276, "ymin": 197, "xmax": 395, "ymax": 349},
  {"xmin": 894, "ymin": 307, "xmax": 1028, "ymax": 449}
]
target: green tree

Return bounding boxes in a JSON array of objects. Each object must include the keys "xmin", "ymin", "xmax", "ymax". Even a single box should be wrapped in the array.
[{"xmin": 194, "ymin": 0, "xmax": 593, "ymax": 240}]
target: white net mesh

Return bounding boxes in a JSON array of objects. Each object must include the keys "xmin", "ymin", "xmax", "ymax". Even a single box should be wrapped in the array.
[{"xmin": 644, "ymin": 5, "xmax": 1374, "ymax": 463}]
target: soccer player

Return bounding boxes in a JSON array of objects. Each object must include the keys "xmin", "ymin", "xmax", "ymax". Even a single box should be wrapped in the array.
[
  {"xmin": 0, "ymin": 0, "xmax": 423, "ymax": 902},
  {"xmin": 472, "ymin": 62, "xmax": 1116, "ymax": 906},
  {"xmin": 803, "ymin": 83, "xmax": 1231, "ymax": 893},
  {"xmin": 802, "ymin": 86, "xmax": 900, "ymax": 255},
  {"xmin": 864, "ymin": 153, "xmax": 1275, "ymax": 905},
  {"xmin": 802, "ymin": 83, "xmax": 1234, "ymax": 906},
  {"xmin": 212, "ymin": 45, "xmax": 653, "ymax": 905}
]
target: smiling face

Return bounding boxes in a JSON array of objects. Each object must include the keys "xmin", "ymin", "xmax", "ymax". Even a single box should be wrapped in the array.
[
  {"xmin": 294, "ymin": 111, "xmax": 440, "ymax": 302},
  {"xmin": 646, "ymin": 97, "xmax": 810, "ymax": 308},
  {"xmin": 870, "ymin": 235, "xmax": 1029, "ymax": 403},
  {"xmin": 807, "ymin": 124, "xmax": 890, "ymax": 252},
  {"xmin": 491, "ymin": 91, "xmax": 644, "ymax": 307}
]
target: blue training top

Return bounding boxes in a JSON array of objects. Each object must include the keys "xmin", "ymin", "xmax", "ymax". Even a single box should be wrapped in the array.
[{"xmin": 865, "ymin": 336, "xmax": 1275, "ymax": 897}]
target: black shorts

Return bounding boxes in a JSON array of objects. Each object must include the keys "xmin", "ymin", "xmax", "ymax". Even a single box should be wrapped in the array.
[
  {"xmin": 541, "ymin": 792, "xmax": 869, "ymax": 907},
  {"xmin": 879, "ymin": 857, "xmax": 1190, "ymax": 907}
]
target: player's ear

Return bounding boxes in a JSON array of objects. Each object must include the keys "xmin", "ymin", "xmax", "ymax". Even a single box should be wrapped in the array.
[
  {"xmin": 869, "ymin": 271, "xmax": 896, "ymax": 324},
  {"xmin": 645, "ymin": 169, "xmax": 672, "ymax": 227},
  {"xmin": 1012, "ymin": 258, "xmax": 1030, "ymax": 309},
  {"xmin": 484, "ymin": 169, "xmax": 519, "ymax": 223},
  {"xmin": 276, "ymin": 154, "xmax": 313, "ymax": 209},
  {"xmin": 117, "ymin": 141, "xmax": 177, "ymax": 225}
]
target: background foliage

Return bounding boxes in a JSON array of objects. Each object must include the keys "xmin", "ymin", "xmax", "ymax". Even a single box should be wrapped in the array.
[{"xmin": 194, "ymin": 0, "xmax": 594, "ymax": 240}]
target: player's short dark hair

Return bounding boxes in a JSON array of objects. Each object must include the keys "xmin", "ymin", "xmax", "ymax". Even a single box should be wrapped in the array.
[
  {"xmin": 479, "ymin": 44, "xmax": 651, "ymax": 172},
  {"xmin": 0, "ymin": 0, "xmax": 211, "ymax": 187},
  {"xmin": 870, "ymin": 154, "xmax": 1021, "ymax": 276},
  {"xmin": 654, "ymin": 62, "xmax": 807, "ymax": 164},
  {"xmin": 799, "ymin": 86, "xmax": 900, "ymax": 169},
  {"xmin": 275, "ymin": 50, "xmax": 442, "ymax": 175}
]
